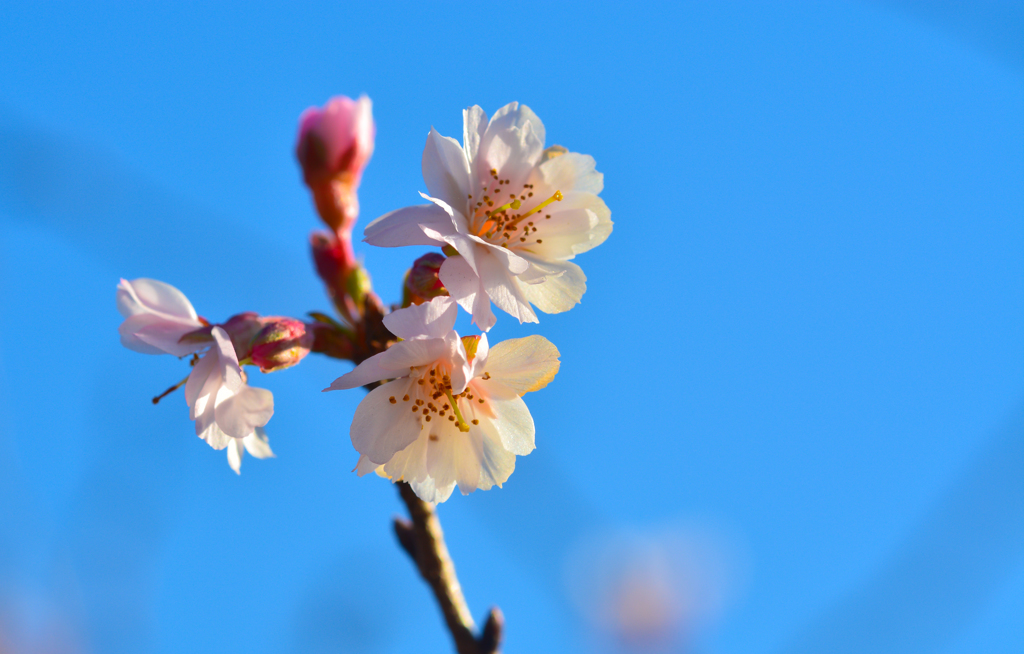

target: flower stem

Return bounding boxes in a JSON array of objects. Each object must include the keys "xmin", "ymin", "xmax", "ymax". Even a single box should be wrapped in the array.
[{"xmin": 394, "ymin": 482, "xmax": 503, "ymax": 654}]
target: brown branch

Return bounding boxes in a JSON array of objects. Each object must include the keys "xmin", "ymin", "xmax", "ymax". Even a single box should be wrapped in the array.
[{"xmin": 394, "ymin": 482, "xmax": 504, "ymax": 654}]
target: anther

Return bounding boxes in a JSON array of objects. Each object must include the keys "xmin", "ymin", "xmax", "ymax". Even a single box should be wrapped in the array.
[{"xmin": 389, "ymin": 396, "xmax": 397, "ymax": 404}]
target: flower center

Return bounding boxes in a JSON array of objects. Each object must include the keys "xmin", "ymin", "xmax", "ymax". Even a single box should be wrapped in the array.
[
  {"xmin": 387, "ymin": 363, "xmax": 486, "ymax": 434},
  {"xmin": 467, "ymin": 169, "xmax": 562, "ymax": 249}
]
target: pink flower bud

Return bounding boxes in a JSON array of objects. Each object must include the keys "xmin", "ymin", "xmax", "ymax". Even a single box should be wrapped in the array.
[
  {"xmin": 404, "ymin": 252, "xmax": 449, "ymax": 305},
  {"xmin": 250, "ymin": 318, "xmax": 313, "ymax": 373},
  {"xmin": 296, "ymin": 96, "xmax": 375, "ymax": 233}
]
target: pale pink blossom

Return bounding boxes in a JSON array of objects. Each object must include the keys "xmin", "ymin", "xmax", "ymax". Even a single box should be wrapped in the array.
[
  {"xmin": 185, "ymin": 326, "xmax": 275, "ymax": 474},
  {"xmin": 325, "ymin": 297, "xmax": 560, "ymax": 502},
  {"xmin": 116, "ymin": 278, "xmax": 208, "ymax": 357},
  {"xmin": 364, "ymin": 102, "xmax": 612, "ymax": 331}
]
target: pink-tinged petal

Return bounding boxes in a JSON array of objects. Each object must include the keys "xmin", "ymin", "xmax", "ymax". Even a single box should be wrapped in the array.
[
  {"xmin": 477, "ymin": 379, "xmax": 536, "ymax": 455},
  {"xmin": 422, "ymin": 127, "xmax": 471, "ymax": 210},
  {"xmin": 467, "ymin": 333, "xmax": 490, "ymax": 380},
  {"xmin": 363, "ymin": 204, "xmax": 451, "ymax": 247},
  {"xmin": 116, "ymin": 278, "xmax": 198, "ymax": 321},
  {"xmin": 518, "ymin": 258, "xmax": 587, "ymax": 314},
  {"xmin": 185, "ymin": 344, "xmax": 219, "ymax": 410},
  {"xmin": 538, "ymin": 151, "xmax": 603, "ymax": 194},
  {"xmin": 379, "ymin": 337, "xmax": 448, "ymax": 371},
  {"xmin": 216, "ymin": 385, "xmax": 274, "ymax": 440},
  {"xmin": 409, "ymin": 477, "xmax": 456, "ymax": 504},
  {"xmin": 210, "ymin": 327, "xmax": 243, "ymax": 394},
  {"xmin": 477, "ymin": 252, "xmax": 538, "ymax": 324},
  {"xmin": 424, "ymin": 228, "xmax": 481, "ymax": 274},
  {"xmin": 227, "ymin": 439, "xmax": 245, "ymax": 474},
  {"xmin": 243, "ymin": 428, "xmax": 274, "ymax": 459},
  {"xmin": 483, "ymin": 335, "xmax": 560, "ymax": 395},
  {"xmin": 383, "ymin": 296, "xmax": 457, "ymax": 340},
  {"xmin": 426, "ymin": 428, "xmax": 461, "ymax": 493},
  {"xmin": 324, "ymin": 351, "xmax": 397, "ymax": 391},
  {"xmin": 420, "ymin": 192, "xmax": 470, "ymax": 234},
  {"xmin": 439, "ymin": 255, "xmax": 496, "ymax": 332},
  {"xmin": 522, "ymin": 192, "xmax": 612, "ymax": 260},
  {"xmin": 351, "ymin": 378, "xmax": 422, "ymax": 464},
  {"xmin": 124, "ymin": 314, "xmax": 209, "ymax": 357},
  {"xmin": 463, "ymin": 105, "xmax": 487, "ymax": 170},
  {"xmin": 353, "ymin": 454, "xmax": 379, "ymax": 477}
]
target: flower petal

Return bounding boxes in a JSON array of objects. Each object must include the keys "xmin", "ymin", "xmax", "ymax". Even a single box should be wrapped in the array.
[
  {"xmin": 243, "ymin": 427, "xmax": 274, "ymax": 459},
  {"xmin": 383, "ymin": 296, "xmax": 457, "ymax": 340},
  {"xmin": 227, "ymin": 438, "xmax": 244, "ymax": 474},
  {"xmin": 463, "ymin": 105, "xmax": 488, "ymax": 170},
  {"xmin": 483, "ymin": 335, "xmax": 561, "ymax": 395},
  {"xmin": 215, "ymin": 385, "xmax": 274, "ymax": 440},
  {"xmin": 538, "ymin": 151, "xmax": 603, "ymax": 195},
  {"xmin": 122, "ymin": 314, "xmax": 209, "ymax": 357},
  {"xmin": 324, "ymin": 351, "xmax": 396, "ymax": 391},
  {"xmin": 363, "ymin": 203, "xmax": 452, "ymax": 247},
  {"xmin": 439, "ymin": 255, "xmax": 496, "ymax": 332},
  {"xmin": 477, "ymin": 250, "xmax": 538, "ymax": 324},
  {"xmin": 409, "ymin": 477, "xmax": 456, "ymax": 504},
  {"xmin": 379, "ymin": 337, "xmax": 448, "ymax": 371},
  {"xmin": 517, "ymin": 258, "xmax": 587, "ymax": 315},
  {"xmin": 351, "ymin": 378, "xmax": 423, "ymax": 464},
  {"xmin": 477, "ymin": 379, "xmax": 536, "ymax": 455},
  {"xmin": 422, "ymin": 127, "xmax": 471, "ymax": 210},
  {"xmin": 116, "ymin": 278, "xmax": 198, "ymax": 321}
]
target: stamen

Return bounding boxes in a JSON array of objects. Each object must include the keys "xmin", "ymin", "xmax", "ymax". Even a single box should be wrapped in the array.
[
  {"xmin": 152, "ymin": 374, "xmax": 190, "ymax": 405},
  {"xmin": 444, "ymin": 389, "xmax": 472, "ymax": 433}
]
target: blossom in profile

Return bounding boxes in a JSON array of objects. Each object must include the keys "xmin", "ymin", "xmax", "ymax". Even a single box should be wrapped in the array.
[
  {"xmin": 185, "ymin": 326, "xmax": 275, "ymax": 474},
  {"xmin": 364, "ymin": 102, "xmax": 612, "ymax": 331},
  {"xmin": 116, "ymin": 278, "xmax": 209, "ymax": 357},
  {"xmin": 117, "ymin": 278, "xmax": 275, "ymax": 474},
  {"xmin": 324, "ymin": 297, "xmax": 560, "ymax": 502}
]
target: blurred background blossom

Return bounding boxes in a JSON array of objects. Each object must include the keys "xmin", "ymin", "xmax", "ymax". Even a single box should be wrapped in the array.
[{"xmin": 0, "ymin": 1, "xmax": 1021, "ymax": 653}]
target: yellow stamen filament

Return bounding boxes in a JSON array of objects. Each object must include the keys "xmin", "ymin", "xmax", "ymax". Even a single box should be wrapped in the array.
[{"xmin": 444, "ymin": 389, "xmax": 472, "ymax": 432}]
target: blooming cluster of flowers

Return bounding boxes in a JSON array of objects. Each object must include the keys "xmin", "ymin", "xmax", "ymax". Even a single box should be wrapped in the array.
[{"xmin": 116, "ymin": 98, "xmax": 610, "ymax": 501}]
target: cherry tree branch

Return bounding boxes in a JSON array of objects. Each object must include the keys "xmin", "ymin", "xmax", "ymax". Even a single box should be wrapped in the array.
[{"xmin": 393, "ymin": 482, "xmax": 504, "ymax": 654}]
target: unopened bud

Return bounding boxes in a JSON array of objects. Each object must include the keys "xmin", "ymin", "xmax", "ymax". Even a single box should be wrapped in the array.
[
  {"xmin": 296, "ymin": 96, "xmax": 375, "ymax": 233},
  {"xmin": 345, "ymin": 265, "xmax": 373, "ymax": 310},
  {"xmin": 250, "ymin": 318, "xmax": 313, "ymax": 373},
  {"xmin": 219, "ymin": 312, "xmax": 264, "ymax": 360},
  {"xmin": 404, "ymin": 252, "xmax": 448, "ymax": 305}
]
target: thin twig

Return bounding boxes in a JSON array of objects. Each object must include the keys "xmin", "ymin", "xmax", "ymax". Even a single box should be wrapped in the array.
[{"xmin": 395, "ymin": 482, "xmax": 504, "ymax": 654}]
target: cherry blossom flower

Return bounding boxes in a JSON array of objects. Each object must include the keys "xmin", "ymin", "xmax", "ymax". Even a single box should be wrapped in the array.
[
  {"xmin": 117, "ymin": 278, "xmax": 274, "ymax": 474},
  {"xmin": 324, "ymin": 297, "xmax": 560, "ymax": 502},
  {"xmin": 364, "ymin": 102, "xmax": 612, "ymax": 331},
  {"xmin": 116, "ymin": 278, "xmax": 209, "ymax": 357},
  {"xmin": 185, "ymin": 326, "xmax": 275, "ymax": 474}
]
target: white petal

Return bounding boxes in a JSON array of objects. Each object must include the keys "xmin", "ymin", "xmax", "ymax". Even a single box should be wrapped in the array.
[
  {"xmin": 518, "ymin": 258, "xmax": 587, "ymax": 315},
  {"xmin": 199, "ymin": 422, "xmax": 232, "ymax": 450},
  {"xmin": 476, "ymin": 380, "xmax": 536, "ymax": 455},
  {"xmin": 463, "ymin": 105, "xmax": 488, "ymax": 170},
  {"xmin": 216, "ymin": 385, "xmax": 274, "ymax": 440},
  {"xmin": 483, "ymin": 335, "xmax": 560, "ymax": 395},
  {"xmin": 522, "ymin": 192, "xmax": 612, "ymax": 260},
  {"xmin": 479, "ymin": 103, "xmax": 546, "ymax": 182},
  {"xmin": 210, "ymin": 327, "xmax": 243, "ymax": 393},
  {"xmin": 383, "ymin": 432, "xmax": 430, "ymax": 483},
  {"xmin": 473, "ymin": 419, "xmax": 517, "ymax": 490},
  {"xmin": 422, "ymin": 127, "xmax": 471, "ymax": 210},
  {"xmin": 478, "ymin": 251, "xmax": 538, "ymax": 324},
  {"xmin": 409, "ymin": 477, "xmax": 456, "ymax": 504},
  {"xmin": 538, "ymin": 151, "xmax": 603, "ymax": 194},
  {"xmin": 439, "ymin": 255, "xmax": 496, "ymax": 332},
  {"xmin": 243, "ymin": 427, "xmax": 275, "ymax": 459},
  {"xmin": 324, "ymin": 351, "xmax": 398, "ymax": 391},
  {"xmin": 351, "ymin": 378, "xmax": 422, "ymax": 464},
  {"xmin": 383, "ymin": 296, "xmax": 457, "ymax": 340},
  {"xmin": 378, "ymin": 337, "xmax": 448, "ymax": 371},
  {"xmin": 363, "ymin": 204, "xmax": 452, "ymax": 247},
  {"xmin": 185, "ymin": 344, "xmax": 219, "ymax": 411},
  {"xmin": 227, "ymin": 439, "xmax": 244, "ymax": 474}
]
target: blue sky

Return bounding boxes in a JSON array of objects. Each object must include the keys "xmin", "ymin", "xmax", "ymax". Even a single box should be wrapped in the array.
[{"xmin": 0, "ymin": 1, "xmax": 1021, "ymax": 653}]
